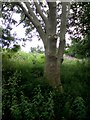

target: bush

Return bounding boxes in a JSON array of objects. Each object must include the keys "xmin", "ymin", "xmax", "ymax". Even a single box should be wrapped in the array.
[
  {"xmin": 2, "ymin": 51, "xmax": 89, "ymax": 120},
  {"xmin": 3, "ymin": 71, "xmax": 55, "ymax": 120},
  {"xmin": 71, "ymin": 96, "xmax": 86, "ymax": 120},
  {"xmin": 2, "ymin": 71, "xmax": 22, "ymax": 120}
]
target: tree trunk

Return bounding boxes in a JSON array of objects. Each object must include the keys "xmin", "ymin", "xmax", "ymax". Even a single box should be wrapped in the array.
[
  {"xmin": 44, "ymin": 53, "xmax": 59, "ymax": 86},
  {"xmin": 44, "ymin": 2, "xmax": 61, "ymax": 88},
  {"xmin": 44, "ymin": 51, "xmax": 63, "ymax": 91},
  {"xmin": 44, "ymin": 36, "xmax": 63, "ymax": 91}
]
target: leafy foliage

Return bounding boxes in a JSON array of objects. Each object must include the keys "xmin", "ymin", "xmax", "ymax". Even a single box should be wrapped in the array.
[
  {"xmin": 2, "ymin": 51, "xmax": 90, "ymax": 120},
  {"xmin": 67, "ymin": 2, "xmax": 90, "ymax": 59},
  {"xmin": 3, "ymin": 71, "xmax": 55, "ymax": 120},
  {"xmin": 0, "ymin": 27, "xmax": 14, "ymax": 48},
  {"xmin": 69, "ymin": 2, "xmax": 90, "ymax": 38},
  {"xmin": 71, "ymin": 96, "xmax": 86, "ymax": 120},
  {"xmin": 66, "ymin": 34, "xmax": 90, "ymax": 58}
]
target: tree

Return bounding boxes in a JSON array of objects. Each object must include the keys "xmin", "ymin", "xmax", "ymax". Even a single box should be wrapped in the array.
[
  {"xmin": 66, "ymin": 34, "xmax": 90, "ymax": 58},
  {"xmin": 2, "ymin": 1, "xmax": 71, "ymax": 89},
  {"xmin": 1, "ymin": 27, "xmax": 14, "ymax": 48},
  {"xmin": 68, "ymin": 2, "xmax": 90, "ymax": 38},
  {"xmin": 30, "ymin": 45, "xmax": 44, "ymax": 53},
  {"xmin": 68, "ymin": 2, "xmax": 90, "ymax": 58}
]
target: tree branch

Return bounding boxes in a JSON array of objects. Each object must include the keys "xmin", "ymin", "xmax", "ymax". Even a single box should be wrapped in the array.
[
  {"xmin": 57, "ymin": 2, "xmax": 68, "ymax": 60},
  {"xmin": 16, "ymin": 14, "xmax": 26, "ymax": 27},
  {"xmin": 15, "ymin": 2, "xmax": 46, "ymax": 46},
  {"xmin": 57, "ymin": 2, "xmax": 71, "ymax": 62},
  {"xmin": 24, "ymin": 2, "xmax": 39, "ymax": 23},
  {"xmin": 48, "ymin": 2, "xmax": 56, "ymax": 34},
  {"xmin": 34, "ymin": 1, "xmax": 48, "ymax": 25}
]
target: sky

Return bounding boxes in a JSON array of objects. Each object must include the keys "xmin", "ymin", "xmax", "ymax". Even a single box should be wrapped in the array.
[
  {"xmin": 11, "ymin": 21, "xmax": 44, "ymax": 52},
  {"xmin": 0, "ymin": 13, "xmax": 44, "ymax": 52},
  {"xmin": 10, "ymin": 13, "xmax": 71, "ymax": 52},
  {"xmin": 11, "ymin": 24, "xmax": 71, "ymax": 52},
  {"xmin": 10, "ymin": 13, "xmax": 45, "ymax": 52},
  {"xmin": 1, "ymin": 12, "xmax": 71, "ymax": 52}
]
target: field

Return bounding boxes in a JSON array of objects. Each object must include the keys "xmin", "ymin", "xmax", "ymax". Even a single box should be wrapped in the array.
[{"xmin": 2, "ymin": 51, "xmax": 90, "ymax": 120}]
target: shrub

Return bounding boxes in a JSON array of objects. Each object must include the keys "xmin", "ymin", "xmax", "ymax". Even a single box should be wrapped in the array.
[
  {"xmin": 2, "ymin": 51, "xmax": 89, "ymax": 120},
  {"xmin": 71, "ymin": 96, "xmax": 86, "ymax": 120},
  {"xmin": 2, "ymin": 71, "xmax": 22, "ymax": 120},
  {"xmin": 3, "ymin": 71, "xmax": 55, "ymax": 120}
]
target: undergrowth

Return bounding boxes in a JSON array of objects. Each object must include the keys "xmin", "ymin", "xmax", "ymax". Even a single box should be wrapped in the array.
[{"xmin": 2, "ymin": 51, "xmax": 90, "ymax": 120}]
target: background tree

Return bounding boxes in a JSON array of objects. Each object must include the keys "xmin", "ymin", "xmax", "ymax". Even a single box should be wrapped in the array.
[
  {"xmin": 0, "ymin": 26, "xmax": 21, "ymax": 52},
  {"xmin": 67, "ymin": 2, "xmax": 90, "ymax": 58},
  {"xmin": 30, "ymin": 45, "xmax": 44, "ymax": 53},
  {"xmin": 66, "ymin": 35, "xmax": 90, "ymax": 58}
]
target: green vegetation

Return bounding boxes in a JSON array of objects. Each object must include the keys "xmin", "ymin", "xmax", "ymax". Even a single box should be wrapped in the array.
[
  {"xmin": 2, "ymin": 51, "xmax": 90, "ymax": 120},
  {"xmin": 65, "ymin": 35, "xmax": 90, "ymax": 59}
]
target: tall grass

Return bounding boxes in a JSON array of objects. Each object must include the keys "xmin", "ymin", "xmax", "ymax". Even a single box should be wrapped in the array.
[{"xmin": 2, "ymin": 51, "xmax": 90, "ymax": 120}]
